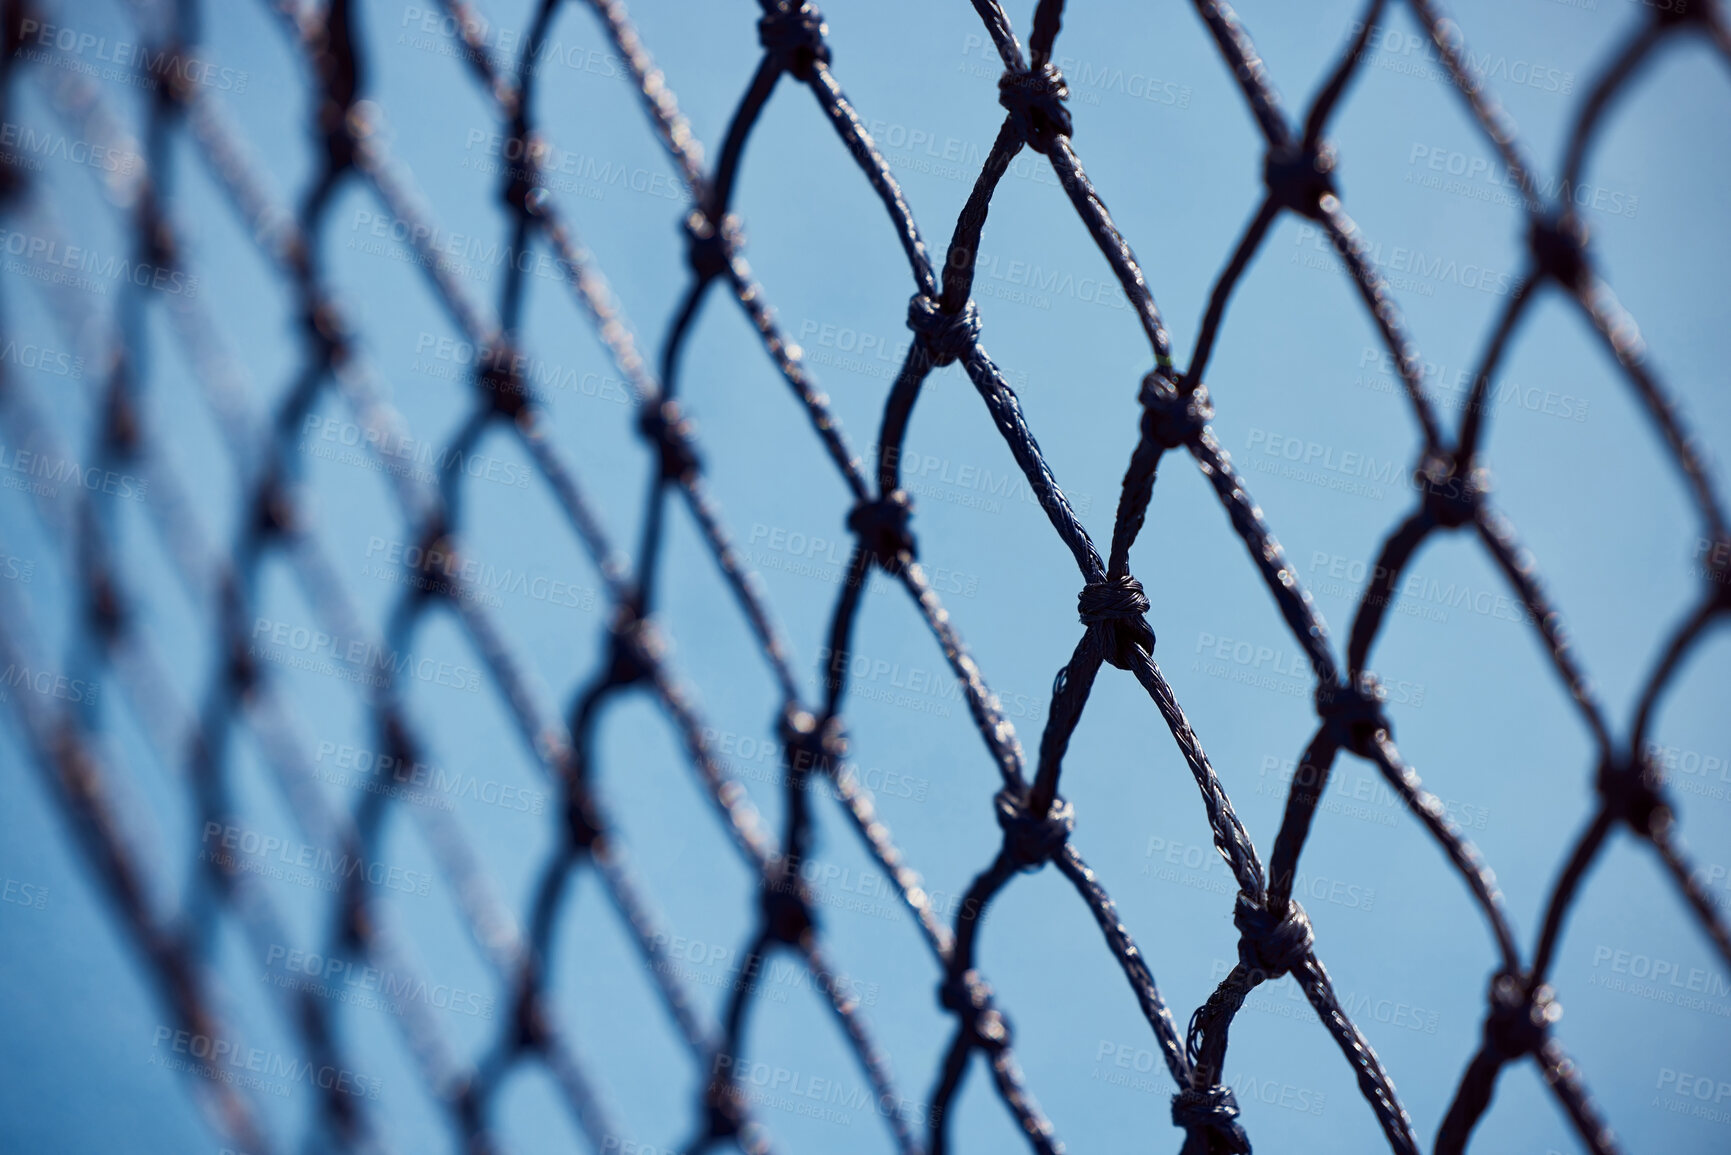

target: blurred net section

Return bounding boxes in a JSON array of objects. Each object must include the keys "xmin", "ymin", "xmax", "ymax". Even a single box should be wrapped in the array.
[{"xmin": 1, "ymin": 0, "xmax": 1729, "ymax": 1152}]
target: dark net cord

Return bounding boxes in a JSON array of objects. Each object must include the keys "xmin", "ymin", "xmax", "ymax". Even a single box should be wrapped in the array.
[{"xmin": 0, "ymin": 1, "xmax": 1728, "ymax": 1154}]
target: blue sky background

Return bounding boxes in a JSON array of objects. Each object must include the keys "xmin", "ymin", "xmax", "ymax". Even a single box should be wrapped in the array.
[{"xmin": 2, "ymin": 1, "xmax": 1729, "ymax": 1153}]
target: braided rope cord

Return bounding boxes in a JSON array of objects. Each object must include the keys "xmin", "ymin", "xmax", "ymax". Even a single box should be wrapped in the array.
[{"xmin": 0, "ymin": 0, "xmax": 1726, "ymax": 1153}]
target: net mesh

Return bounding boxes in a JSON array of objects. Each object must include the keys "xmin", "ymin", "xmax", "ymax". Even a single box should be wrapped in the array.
[{"xmin": 1, "ymin": 0, "xmax": 1728, "ymax": 1153}]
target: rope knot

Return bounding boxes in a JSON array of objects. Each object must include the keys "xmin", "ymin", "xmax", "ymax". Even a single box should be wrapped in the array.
[
  {"xmin": 307, "ymin": 299, "xmax": 352, "ymax": 364},
  {"xmin": 382, "ymin": 711, "xmax": 419, "ymax": 776},
  {"xmin": 604, "ymin": 607, "xmax": 661, "ymax": 688},
  {"xmin": 1170, "ymin": 1084, "xmax": 1250, "ymax": 1154},
  {"xmin": 141, "ymin": 216, "xmax": 178, "ymax": 276},
  {"xmin": 906, "ymin": 293, "xmax": 982, "ymax": 368},
  {"xmin": 1529, "ymin": 215, "xmax": 1589, "ymax": 291},
  {"xmin": 1078, "ymin": 575, "xmax": 1156, "ymax": 669},
  {"xmin": 512, "ymin": 980, "xmax": 552, "ymax": 1052},
  {"xmin": 998, "ymin": 64, "xmax": 1073, "ymax": 153},
  {"xmin": 684, "ymin": 210, "xmax": 741, "ymax": 282},
  {"xmin": 848, "ymin": 490, "xmax": 916, "ymax": 571},
  {"xmin": 702, "ymin": 1071, "xmax": 747, "ymax": 1140},
  {"xmin": 940, "ymin": 969, "xmax": 1011, "ymax": 1049},
  {"xmin": 252, "ymin": 476, "xmax": 297, "ymax": 539},
  {"xmin": 451, "ymin": 1075, "xmax": 483, "ymax": 1137},
  {"xmin": 938, "ymin": 968, "xmax": 986, "ymax": 1014},
  {"xmin": 499, "ymin": 132, "xmax": 548, "ymax": 214},
  {"xmin": 1233, "ymin": 891, "xmax": 1314, "ymax": 981},
  {"xmin": 780, "ymin": 707, "xmax": 847, "ymax": 778},
  {"xmin": 1264, "ymin": 141, "xmax": 1338, "ymax": 221},
  {"xmin": 758, "ymin": 1, "xmax": 830, "ymax": 81},
  {"xmin": 407, "ymin": 527, "xmax": 461, "ymax": 602},
  {"xmin": 564, "ymin": 788, "xmax": 604, "ymax": 851},
  {"xmin": 994, "ymin": 787, "xmax": 1074, "ymax": 871},
  {"xmin": 145, "ymin": 43, "xmax": 187, "ymax": 105},
  {"xmin": 1597, "ymin": 756, "xmax": 1670, "ymax": 838},
  {"xmin": 84, "ymin": 568, "xmax": 125, "ymax": 643},
  {"xmin": 1483, "ymin": 971, "xmax": 1558, "ymax": 1061},
  {"xmin": 478, "ymin": 345, "xmax": 531, "ymax": 419},
  {"xmin": 102, "ymin": 385, "xmax": 142, "ymax": 456},
  {"xmin": 1139, "ymin": 371, "xmax": 1213, "ymax": 450},
  {"xmin": 1314, "ymin": 673, "xmax": 1389, "ymax": 756},
  {"xmin": 761, "ymin": 870, "xmax": 817, "ymax": 945},
  {"xmin": 1415, "ymin": 451, "xmax": 1484, "ymax": 530},
  {"xmin": 151, "ymin": 44, "xmax": 203, "ymax": 107},
  {"xmin": 225, "ymin": 625, "xmax": 261, "ymax": 695},
  {"xmin": 638, "ymin": 399, "xmax": 701, "ymax": 482},
  {"xmin": 970, "ymin": 1006, "xmax": 1011, "ymax": 1051}
]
